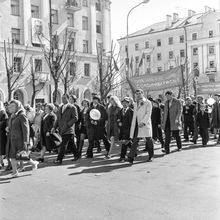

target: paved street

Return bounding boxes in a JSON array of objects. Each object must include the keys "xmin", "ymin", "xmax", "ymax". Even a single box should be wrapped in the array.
[{"xmin": 0, "ymin": 138, "xmax": 220, "ymax": 220}]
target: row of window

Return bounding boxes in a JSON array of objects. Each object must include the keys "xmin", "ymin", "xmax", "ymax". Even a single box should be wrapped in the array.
[
  {"xmin": 11, "ymin": 0, "xmax": 101, "ymax": 17},
  {"xmin": 13, "ymin": 57, "xmax": 91, "ymax": 77},
  {"xmin": 192, "ymin": 45, "xmax": 215, "ymax": 55},
  {"xmin": 133, "ymin": 31, "xmax": 214, "ymax": 51}
]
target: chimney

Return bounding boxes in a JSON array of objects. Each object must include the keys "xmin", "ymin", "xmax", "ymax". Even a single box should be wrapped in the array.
[
  {"xmin": 173, "ymin": 13, "xmax": 179, "ymax": 22},
  {"xmin": 166, "ymin": 15, "xmax": 172, "ymax": 27},
  {"xmin": 204, "ymin": 6, "xmax": 211, "ymax": 12},
  {"xmin": 188, "ymin": 9, "xmax": 196, "ymax": 17}
]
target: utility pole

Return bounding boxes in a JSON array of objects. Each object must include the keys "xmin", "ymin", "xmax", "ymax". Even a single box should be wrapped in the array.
[
  {"xmin": 184, "ymin": 25, "xmax": 189, "ymax": 97},
  {"xmin": 49, "ymin": 0, "xmax": 52, "ymax": 102}
]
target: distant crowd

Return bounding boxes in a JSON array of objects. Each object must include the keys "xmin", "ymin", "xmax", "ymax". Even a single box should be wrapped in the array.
[{"xmin": 0, "ymin": 90, "xmax": 220, "ymax": 178}]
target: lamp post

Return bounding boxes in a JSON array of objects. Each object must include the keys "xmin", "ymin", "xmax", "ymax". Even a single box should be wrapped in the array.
[{"xmin": 126, "ymin": 0, "xmax": 150, "ymax": 77}]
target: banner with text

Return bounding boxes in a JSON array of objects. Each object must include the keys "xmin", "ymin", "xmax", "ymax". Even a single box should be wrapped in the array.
[
  {"xmin": 130, "ymin": 66, "xmax": 183, "ymax": 91},
  {"xmin": 197, "ymin": 82, "xmax": 220, "ymax": 94}
]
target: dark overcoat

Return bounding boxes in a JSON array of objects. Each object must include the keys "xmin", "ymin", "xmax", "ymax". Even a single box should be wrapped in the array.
[
  {"xmin": 0, "ymin": 110, "xmax": 8, "ymax": 155},
  {"xmin": 117, "ymin": 107, "xmax": 133, "ymax": 140},
  {"xmin": 162, "ymin": 98, "xmax": 182, "ymax": 131},
  {"xmin": 8, "ymin": 110, "xmax": 29, "ymax": 158},
  {"xmin": 196, "ymin": 111, "xmax": 210, "ymax": 129},
  {"xmin": 41, "ymin": 112, "xmax": 57, "ymax": 149},
  {"xmin": 87, "ymin": 103, "xmax": 107, "ymax": 140},
  {"xmin": 55, "ymin": 103, "xmax": 78, "ymax": 136},
  {"xmin": 212, "ymin": 102, "xmax": 220, "ymax": 128},
  {"xmin": 106, "ymin": 106, "xmax": 121, "ymax": 140}
]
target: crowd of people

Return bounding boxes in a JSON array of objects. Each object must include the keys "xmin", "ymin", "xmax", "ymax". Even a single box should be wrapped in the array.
[{"xmin": 0, "ymin": 89, "xmax": 220, "ymax": 178}]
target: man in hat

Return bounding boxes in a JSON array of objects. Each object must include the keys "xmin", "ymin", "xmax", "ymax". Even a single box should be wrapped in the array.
[
  {"xmin": 127, "ymin": 89, "xmax": 154, "ymax": 164},
  {"xmin": 52, "ymin": 94, "xmax": 79, "ymax": 164},
  {"xmin": 117, "ymin": 97, "xmax": 133, "ymax": 161},
  {"xmin": 212, "ymin": 94, "xmax": 220, "ymax": 144},
  {"xmin": 86, "ymin": 95, "xmax": 110, "ymax": 158},
  {"xmin": 161, "ymin": 91, "xmax": 182, "ymax": 154}
]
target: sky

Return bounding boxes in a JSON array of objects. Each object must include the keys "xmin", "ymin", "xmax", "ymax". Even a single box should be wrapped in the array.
[{"xmin": 110, "ymin": 0, "xmax": 220, "ymax": 42}]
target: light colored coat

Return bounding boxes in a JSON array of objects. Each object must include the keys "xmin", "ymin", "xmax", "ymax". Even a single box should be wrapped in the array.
[
  {"xmin": 162, "ymin": 98, "xmax": 182, "ymax": 131},
  {"xmin": 130, "ymin": 97, "xmax": 152, "ymax": 138}
]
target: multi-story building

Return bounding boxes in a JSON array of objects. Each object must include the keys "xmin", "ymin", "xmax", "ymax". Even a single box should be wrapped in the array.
[
  {"xmin": 0, "ymin": 0, "xmax": 111, "ymax": 104},
  {"xmin": 118, "ymin": 7, "xmax": 220, "ymax": 99}
]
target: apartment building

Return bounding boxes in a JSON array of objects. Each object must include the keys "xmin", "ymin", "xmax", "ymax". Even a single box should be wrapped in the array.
[
  {"xmin": 118, "ymin": 7, "xmax": 220, "ymax": 98},
  {"xmin": 0, "ymin": 0, "xmax": 111, "ymax": 104}
]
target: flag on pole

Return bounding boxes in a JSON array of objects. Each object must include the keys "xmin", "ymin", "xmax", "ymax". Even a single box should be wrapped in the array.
[
  {"xmin": 113, "ymin": 57, "xmax": 119, "ymax": 72},
  {"xmin": 138, "ymin": 53, "xmax": 145, "ymax": 68},
  {"xmin": 126, "ymin": 76, "xmax": 137, "ymax": 95},
  {"xmin": 130, "ymin": 56, "xmax": 134, "ymax": 73}
]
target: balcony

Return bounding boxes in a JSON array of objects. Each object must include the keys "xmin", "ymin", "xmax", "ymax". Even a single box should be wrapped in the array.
[
  {"xmin": 205, "ymin": 67, "xmax": 217, "ymax": 75},
  {"xmin": 65, "ymin": 0, "xmax": 81, "ymax": 11}
]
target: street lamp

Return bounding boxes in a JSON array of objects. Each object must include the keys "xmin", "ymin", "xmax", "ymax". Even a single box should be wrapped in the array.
[{"xmin": 126, "ymin": 0, "xmax": 150, "ymax": 77}]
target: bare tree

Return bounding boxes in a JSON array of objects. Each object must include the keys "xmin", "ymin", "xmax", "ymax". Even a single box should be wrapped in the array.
[
  {"xmin": 3, "ymin": 40, "xmax": 30, "ymax": 101},
  {"xmin": 96, "ymin": 41, "xmax": 125, "ymax": 102},
  {"xmin": 28, "ymin": 56, "xmax": 47, "ymax": 107}
]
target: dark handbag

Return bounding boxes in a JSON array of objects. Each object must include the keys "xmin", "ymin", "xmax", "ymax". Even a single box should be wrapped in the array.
[
  {"xmin": 16, "ymin": 150, "xmax": 30, "ymax": 161},
  {"xmin": 50, "ymin": 131, "xmax": 62, "ymax": 149}
]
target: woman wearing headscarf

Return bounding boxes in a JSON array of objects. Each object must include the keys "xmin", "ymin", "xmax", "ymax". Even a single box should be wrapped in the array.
[
  {"xmin": 106, "ymin": 96, "xmax": 122, "ymax": 158},
  {"xmin": 7, "ymin": 100, "xmax": 38, "ymax": 177},
  {"xmin": 37, "ymin": 103, "xmax": 56, "ymax": 162},
  {"xmin": 0, "ymin": 101, "xmax": 8, "ymax": 169}
]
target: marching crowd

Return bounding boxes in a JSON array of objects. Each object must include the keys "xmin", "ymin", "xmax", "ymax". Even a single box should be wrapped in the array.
[{"xmin": 0, "ymin": 89, "xmax": 220, "ymax": 178}]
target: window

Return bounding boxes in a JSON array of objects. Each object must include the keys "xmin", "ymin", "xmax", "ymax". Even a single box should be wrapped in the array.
[
  {"xmin": 35, "ymin": 59, "xmax": 42, "ymax": 72},
  {"xmin": 96, "ymin": 0, "xmax": 101, "ymax": 11},
  {"xmin": 82, "ymin": 0, "xmax": 88, "ymax": 7},
  {"xmin": 84, "ymin": 63, "xmax": 90, "ymax": 76},
  {"xmin": 83, "ymin": 40, "xmax": 89, "ymax": 53},
  {"xmin": 209, "ymin": 61, "xmax": 215, "ymax": 68},
  {"xmin": 14, "ymin": 57, "xmax": 22, "ymax": 72},
  {"xmin": 168, "ymin": 37, "xmax": 173, "ymax": 45},
  {"xmin": 11, "ymin": 28, "xmax": 20, "ymax": 44},
  {"xmin": 157, "ymin": 39, "xmax": 161, "ymax": 47},
  {"xmin": 192, "ymin": 33, "xmax": 197, "ymax": 40},
  {"xmin": 125, "ymin": 45, "xmax": 128, "ymax": 53},
  {"xmin": 146, "ymin": 55, "xmax": 150, "ymax": 62},
  {"xmin": 157, "ymin": 53, "xmax": 162, "ymax": 61},
  {"xmin": 169, "ymin": 66, "xmax": 174, "ymax": 69},
  {"xmin": 82, "ymin": 16, "xmax": 88, "ymax": 30},
  {"xmin": 97, "ymin": 42, "xmax": 102, "ymax": 54},
  {"xmin": 180, "ymin": 49, "xmax": 185, "ymax": 58},
  {"xmin": 135, "ymin": 56, "xmax": 139, "ymax": 64},
  {"xmin": 157, "ymin": 67, "xmax": 162, "ymax": 72},
  {"xmin": 169, "ymin": 51, "xmax": 173, "ymax": 59},
  {"xmin": 51, "ymin": 9, "xmax": 58, "ymax": 24},
  {"xmin": 179, "ymin": 35, "xmax": 184, "ymax": 43},
  {"xmin": 96, "ymin": 21, "xmax": 101, "ymax": 34},
  {"xmin": 209, "ymin": 30, "xmax": 213, "ymax": 38},
  {"xmin": 135, "ymin": 43, "xmax": 139, "ymax": 51},
  {"xmin": 66, "ymin": 0, "xmax": 79, "ymax": 7},
  {"xmin": 67, "ymin": 13, "xmax": 74, "ymax": 27},
  {"xmin": 11, "ymin": 0, "xmax": 20, "ymax": 16},
  {"xmin": 31, "ymin": 5, "xmax": 39, "ymax": 18},
  {"xmin": 193, "ymin": 62, "xmax": 198, "ymax": 68},
  {"xmin": 67, "ymin": 62, "xmax": 76, "ymax": 77},
  {"xmin": 67, "ymin": 37, "xmax": 75, "ymax": 51},
  {"xmin": 193, "ymin": 47, "xmax": 198, "ymax": 56},
  {"xmin": 209, "ymin": 75, "xmax": 215, "ymax": 83},
  {"xmin": 145, "ymin": 41, "xmax": 149, "ymax": 49},
  {"xmin": 209, "ymin": 45, "xmax": 215, "ymax": 55}
]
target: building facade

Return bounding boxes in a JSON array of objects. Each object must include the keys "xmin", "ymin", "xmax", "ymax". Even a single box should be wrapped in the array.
[
  {"xmin": 118, "ymin": 7, "xmax": 220, "ymax": 99},
  {"xmin": 0, "ymin": 0, "xmax": 111, "ymax": 105}
]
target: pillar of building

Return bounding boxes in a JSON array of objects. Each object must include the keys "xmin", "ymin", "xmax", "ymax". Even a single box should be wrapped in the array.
[
  {"xmin": 102, "ymin": 0, "xmax": 111, "ymax": 53},
  {"xmin": 22, "ymin": 0, "xmax": 31, "ymax": 45},
  {"xmin": 203, "ymin": 44, "xmax": 208, "ymax": 73},
  {"xmin": 41, "ymin": 0, "xmax": 49, "ymax": 40},
  {"xmin": 198, "ymin": 46, "xmax": 203, "ymax": 74},
  {"xmin": 90, "ymin": 0, "xmax": 97, "ymax": 55}
]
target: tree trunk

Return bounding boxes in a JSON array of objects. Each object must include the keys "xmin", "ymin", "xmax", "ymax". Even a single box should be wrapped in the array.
[{"xmin": 53, "ymin": 79, "xmax": 58, "ymax": 104}]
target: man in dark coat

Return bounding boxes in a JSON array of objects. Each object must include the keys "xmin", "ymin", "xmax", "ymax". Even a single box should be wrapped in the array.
[
  {"xmin": 183, "ymin": 97, "xmax": 195, "ymax": 141},
  {"xmin": 212, "ymin": 94, "xmax": 220, "ymax": 144},
  {"xmin": 161, "ymin": 91, "xmax": 182, "ymax": 154},
  {"xmin": 86, "ymin": 96, "xmax": 110, "ymax": 158},
  {"xmin": 117, "ymin": 97, "xmax": 133, "ymax": 161},
  {"xmin": 53, "ymin": 94, "xmax": 78, "ymax": 164}
]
